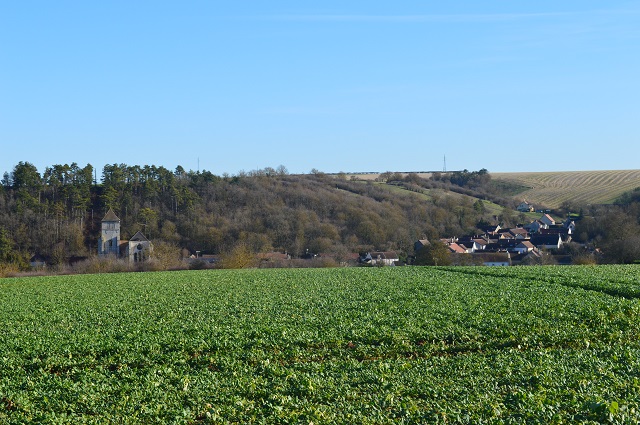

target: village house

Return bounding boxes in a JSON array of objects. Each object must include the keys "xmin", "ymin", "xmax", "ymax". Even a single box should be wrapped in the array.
[
  {"xmin": 517, "ymin": 201, "xmax": 534, "ymax": 212},
  {"xmin": 480, "ymin": 224, "xmax": 501, "ymax": 236},
  {"xmin": 414, "ymin": 239, "xmax": 430, "ymax": 253},
  {"xmin": 359, "ymin": 251, "xmax": 399, "ymax": 266},
  {"xmin": 564, "ymin": 219, "xmax": 577, "ymax": 233},
  {"xmin": 506, "ymin": 227, "xmax": 529, "ymax": 239},
  {"xmin": 513, "ymin": 241, "xmax": 535, "ymax": 254},
  {"xmin": 530, "ymin": 234, "xmax": 563, "ymax": 250},
  {"xmin": 510, "ymin": 249, "xmax": 544, "ymax": 265},
  {"xmin": 447, "ymin": 242, "xmax": 468, "ymax": 254},
  {"xmin": 427, "ymin": 213, "xmax": 573, "ymax": 266},
  {"xmin": 540, "ymin": 213, "xmax": 556, "ymax": 227},
  {"xmin": 456, "ymin": 237, "xmax": 486, "ymax": 252},
  {"xmin": 524, "ymin": 220, "xmax": 545, "ymax": 233},
  {"xmin": 540, "ymin": 227, "xmax": 572, "ymax": 241}
]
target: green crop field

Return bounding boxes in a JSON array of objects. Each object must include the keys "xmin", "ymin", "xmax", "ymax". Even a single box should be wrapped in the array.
[
  {"xmin": 1, "ymin": 266, "xmax": 640, "ymax": 423},
  {"xmin": 491, "ymin": 169, "xmax": 640, "ymax": 209}
]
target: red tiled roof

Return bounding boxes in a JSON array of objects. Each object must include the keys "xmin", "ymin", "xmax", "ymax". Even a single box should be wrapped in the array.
[{"xmin": 448, "ymin": 243, "xmax": 466, "ymax": 253}]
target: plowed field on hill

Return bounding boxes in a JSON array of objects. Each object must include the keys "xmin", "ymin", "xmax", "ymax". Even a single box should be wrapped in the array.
[{"xmin": 492, "ymin": 169, "xmax": 640, "ymax": 208}]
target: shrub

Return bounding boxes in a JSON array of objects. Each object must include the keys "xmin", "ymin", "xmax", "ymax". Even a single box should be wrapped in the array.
[
  {"xmin": 0, "ymin": 263, "xmax": 20, "ymax": 278},
  {"xmin": 71, "ymin": 256, "xmax": 133, "ymax": 275}
]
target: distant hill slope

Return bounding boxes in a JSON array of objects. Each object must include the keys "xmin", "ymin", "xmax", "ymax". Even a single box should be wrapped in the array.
[
  {"xmin": 491, "ymin": 170, "xmax": 640, "ymax": 209},
  {"xmin": 366, "ymin": 181, "xmax": 505, "ymax": 216}
]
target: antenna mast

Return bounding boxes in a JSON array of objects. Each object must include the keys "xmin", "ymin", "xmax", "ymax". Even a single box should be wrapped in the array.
[{"xmin": 443, "ymin": 155, "xmax": 447, "ymax": 173}]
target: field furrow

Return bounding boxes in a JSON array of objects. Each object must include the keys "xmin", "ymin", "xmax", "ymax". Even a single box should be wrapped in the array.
[
  {"xmin": 1, "ymin": 266, "xmax": 640, "ymax": 423},
  {"xmin": 493, "ymin": 169, "xmax": 640, "ymax": 208}
]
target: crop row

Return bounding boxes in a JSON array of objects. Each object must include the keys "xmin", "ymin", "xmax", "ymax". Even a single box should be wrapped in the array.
[
  {"xmin": 492, "ymin": 170, "xmax": 640, "ymax": 207},
  {"xmin": 1, "ymin": 266, "xmax": 639, "ymax": 423}
]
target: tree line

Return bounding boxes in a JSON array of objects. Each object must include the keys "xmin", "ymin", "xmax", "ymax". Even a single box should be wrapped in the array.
[
  {"xmin": 0, "ymin": 162, "xmax": 505, "ymax": 269},
  {"xmin": 1, "ymin": 161, "xmax": 640, "ymax": 272}
]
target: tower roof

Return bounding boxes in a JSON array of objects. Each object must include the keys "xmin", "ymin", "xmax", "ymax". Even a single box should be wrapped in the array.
[{"xmin": 101, "ymin": 208, "xmax": 120, "ymax": 222}]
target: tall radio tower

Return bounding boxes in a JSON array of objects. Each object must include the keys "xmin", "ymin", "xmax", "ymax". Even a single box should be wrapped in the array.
[{"xmin": 443, "ymin": 155, "xmax": 447, "ymax": 173}]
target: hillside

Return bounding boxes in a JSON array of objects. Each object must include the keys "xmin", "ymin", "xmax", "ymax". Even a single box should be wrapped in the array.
[
  {"xmin": 491, "ymin": 170, "xmax": 640, "ymax": 209},
  {"xmin": 345, "ymin": 170, "xmax": 640, "ymax": 210},
  {"xmin": 0, "ymin": 164, "xmax": 507, "ymax": 266},
  {"xmin": 5, "ymin": 163, "xmax": 640, "ymax": 270},
  {"xmin": 365, "ymin": 181, "xmax": 505, "ymax": 217}
]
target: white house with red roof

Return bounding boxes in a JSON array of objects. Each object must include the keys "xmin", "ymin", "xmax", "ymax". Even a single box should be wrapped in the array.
[{"xmin": 540, "ymin": 213, "xmax": 556, "ymax": 227}]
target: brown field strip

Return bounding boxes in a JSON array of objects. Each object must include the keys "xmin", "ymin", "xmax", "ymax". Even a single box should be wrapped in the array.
[{"xmin": 492, "ymin": 170, "xmax": 640, "ymax": 209}]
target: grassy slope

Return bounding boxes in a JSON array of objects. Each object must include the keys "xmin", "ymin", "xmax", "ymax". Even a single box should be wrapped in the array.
[
  {"xmin": 491, "ymin": 169, "xmax": 640, "ymax": 209},
  {"xmin": 362, "ymin": 180, "xmax": 505, "ymax": 217},
  {"xmin": 1, "ymin": 266, "xmax": 639, "ymax": 423}
]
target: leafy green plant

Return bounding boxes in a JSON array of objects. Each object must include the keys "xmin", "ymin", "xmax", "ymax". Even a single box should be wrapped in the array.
[{"xmin": 1, "ymin": 266, "xmax": 639, "ymax": 423}]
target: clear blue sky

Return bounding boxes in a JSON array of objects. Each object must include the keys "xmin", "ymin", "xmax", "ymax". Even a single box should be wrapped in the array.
[{"xmin": 1, "ymin": 1, "xmax": 639, "ymax": 177}]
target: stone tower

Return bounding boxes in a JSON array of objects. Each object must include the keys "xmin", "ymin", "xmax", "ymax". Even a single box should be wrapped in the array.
[{"xmin": 98, "ymin": 208, "xmax": 121, "ymax": 256}]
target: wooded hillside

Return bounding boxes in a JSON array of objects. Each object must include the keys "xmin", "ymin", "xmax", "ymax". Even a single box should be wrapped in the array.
[
  {"xmin": 3, "ymin": 162, "xmax": 640, "ymax": 270},
  {"xmin": 0, "ymin": 163, "xmax": 507, "ymax": 268}
]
